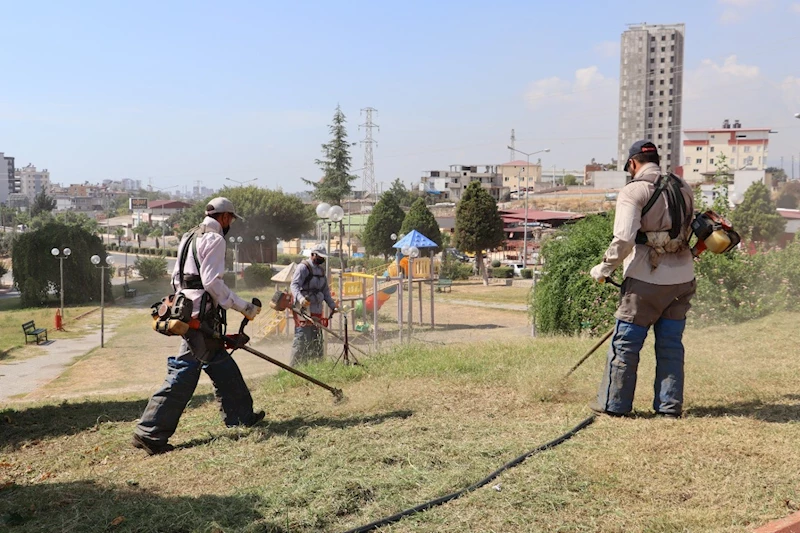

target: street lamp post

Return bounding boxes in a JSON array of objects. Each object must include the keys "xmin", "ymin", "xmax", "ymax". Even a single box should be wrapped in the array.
[
  {"xmin": 507, "ymin": 146, "xmax": 550, "ymax": 269},
  {"xmin": 255, "ymin": 235, "xmax": 266, "ymax": 263},
  {"xmin": 90, "ymin": 254, "xmax": 115, "ymax": 348},
  {"xmin": 51, "ymin": 247, "xmax": 71, "ymax": 327},
  {"xmin": 229, "ymin": 236, "xmax": 244, "ymax": 273},
  {"xmin": 225, "ymin": 177, "xmax": 258, "ymax": 186},
  {"xmin": 328, "ymin": 205, "xmax": 345, "ymax": 333}
]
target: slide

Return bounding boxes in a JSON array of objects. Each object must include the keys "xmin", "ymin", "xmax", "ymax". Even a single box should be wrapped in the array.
[{"xmin": 356, "ymin": 284, "xmax": 398, "ymax": 316}]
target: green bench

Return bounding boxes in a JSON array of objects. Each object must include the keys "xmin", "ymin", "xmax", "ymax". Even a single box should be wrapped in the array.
[
  {"xmin": 436, "ymin": 278, "xmax": 453, "ymax": 293},
  {"xmin": 123, "ymin": 283, "xmax": 137, "ymax": 298},
  {"xmin": 22, "ymin": 320, "xmax": 48, "ymax": 345}
]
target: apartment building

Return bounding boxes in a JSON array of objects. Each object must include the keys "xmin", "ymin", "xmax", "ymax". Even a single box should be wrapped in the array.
[
  {"xmin": 0, "ymin": 152, "xmax": 18, "ymax": 204},
  {"xmin": 419, "ymin": 165, "xmax": 508, "ymax": 202},
  {"xmin": 618, "ymin": 23, "xmax": 685, "ymax": 173},
  {"xmin": 15, "ymin": 164, "xmax": 51, "ymax": 200},
  {"xmin": 497, "ymin": 160, "xmax": 543, "ymax": 193},
  {"xmin": 683, "ymin": 120, "xmax": 771, "ymax": 182}
]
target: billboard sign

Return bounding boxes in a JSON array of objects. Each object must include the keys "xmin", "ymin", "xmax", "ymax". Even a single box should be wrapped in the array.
[{"xmin": 129, "ymin": 198, "xmax": 149, "ymax": 210}]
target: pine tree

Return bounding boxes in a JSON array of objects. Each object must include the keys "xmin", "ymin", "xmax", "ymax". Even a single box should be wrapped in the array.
[
  {"xmin": 454, "ymin": 181, "xmax": 505, "ymax": 285},
  {"xmin": 400, "ymin": 198, "xmax": 442, "ymax": 251},
  {"xmin": 304, "ymin": 105, "xmax": 357, "ymax": 206},
  {"xmin": 362, "ymin": 193, "xmax": 405, "ymax": 259},
  {"xmin": 730, "ymin": 181, "xmax": 786, "ymax": 245},
  {"xmin": 30, "ymin": 189, "xmax": 56, "ymax": 217}
]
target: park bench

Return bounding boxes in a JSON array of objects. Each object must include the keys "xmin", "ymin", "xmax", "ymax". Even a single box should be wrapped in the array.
[
  {"xmin": 22, "ymin": 320, "xmax": 48, "ymax": 345},
  {"xmin": 436, "ymin": 278, "xmax": 453, "ymax": 293},
  {"xmin": 123, "ymin": 283, "xmax": 137, "ymax": 298}
]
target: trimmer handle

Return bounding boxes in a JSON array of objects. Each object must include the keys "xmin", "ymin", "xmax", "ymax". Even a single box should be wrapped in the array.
[{"xmin": 239, "ymin": 297, "xmax": 263, "ymax": 335}]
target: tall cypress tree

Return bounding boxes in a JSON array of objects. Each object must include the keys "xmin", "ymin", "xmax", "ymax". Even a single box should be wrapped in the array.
[
  {"xmin": 400, "ymin": 198, "xmax": 442, "ymax": 251},
  {"xmin": 362, "ymin": 194, "xmax": 405, "ymax": 259},
  {"xmin": 454, "ymin": 181, "xmax": 505, "ymax": 285},
  {"xmin": 304, "ymin": 105, "xmax": 357, "ymax": 206}
]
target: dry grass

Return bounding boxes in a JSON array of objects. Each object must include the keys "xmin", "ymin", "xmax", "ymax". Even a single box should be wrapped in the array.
[{"xmin": 1, "ymin": 308, "xmax": 800, "ymax": 532}]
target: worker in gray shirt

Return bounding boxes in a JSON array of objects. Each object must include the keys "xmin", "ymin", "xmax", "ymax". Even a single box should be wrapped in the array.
[{"xmin": 290, "ymin": 244, "xmax": 338, "ymax": 366}]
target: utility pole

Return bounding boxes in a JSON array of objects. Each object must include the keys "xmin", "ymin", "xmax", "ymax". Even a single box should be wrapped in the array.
[
  {"xmin": 509, "ymin": 129, "xmax": 516, "ymax": 161},
  {"xmin": 359, "ymin": 107, "xmax": 379, "ymax": 202}
]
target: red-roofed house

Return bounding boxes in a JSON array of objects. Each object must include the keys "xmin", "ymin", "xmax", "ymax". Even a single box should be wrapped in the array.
[
  {"xmin": 499, "ymin": 208, "xmax": 586, "ymax": 260},
  {"xmin": 497, "ymin": 159, "xmax": 543, "ymax": 193}
]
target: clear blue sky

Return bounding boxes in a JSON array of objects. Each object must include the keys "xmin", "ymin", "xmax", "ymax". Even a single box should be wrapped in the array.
[{"xmin": 1, "ymin": 0, "xmax": 799, "ymax": 194}]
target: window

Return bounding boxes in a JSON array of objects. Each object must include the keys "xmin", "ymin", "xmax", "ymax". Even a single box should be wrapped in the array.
[
  {"xmin": 696, "ymin": 146, "xmax": 703, "ymax": 151},
  {"xmin": 685, "ymin": 157, "xmax": 691, "ymax": 165},
  {"xmin": 668, "ymin": 132, "xmax": 672, "ymax": 138},
  {"xmin": 756, "ymin": 145, "xmax": 762, "ymax": 152},
  {"xmin": 667, "ymin": 143, "xmax": 672, "ymax": 150},
  {"xmin": 669, "ymin": 88, "xmax": 673, "ymax": 95},
  {"xmin": 658, "ymin": 133, "xmax": 663, "ymax": 139},
  {"xmin": 731, "ymin": 158, "xmax": 736, "ymax": 165},
  {"xmin": 710, "ymin": 134, "xmax": 714, "ymax": 139},
  {"xmin": 661, "ymin": 35, "xmax": 666, "ymax": 41},
  {"xmin": 650, "ymin": 80, "xmax": 654, "ymax": 86},
  {"xmin": 671, "ymin": 45, "xmax": 675, "ymax": 51},
  {"xmin": 650, "ymin": 58, "xmax": 655, "ymax": 64},
  {"xmin": 710, "ymin": 146, "xmax": 715, "ymax": 152},
  {"xmin": 744, "ymin": 146, "xmax": 751, "ymax": 153},
  {"xmin": 650, "ymin": 47, "xmax": 655, "ymax": 53},
  {"xmin": 659, "ymin": 123, "xmax": 663, "ymax": 128},
  {"xmin": 671, "ymin": 34, "xmax": 675, "ymax": 40},
  {"xmin": 660, "ymin": 57, "xmax": 665, "ymax": 63},
  {"xmin": 648, "ymin": 111, "xmax": 653, "ymax": 118},
  {"xmin": 660, "ymin": 69, "xmax": 665, "ymax": 74},
  {"xmin": 693, "ymin": 169, "xmax": 699, "ymax": 172},
  {"xmin": 731, "ymin": 146, "xmax": 737, "ymax": 152},
  {"xmin": 660, "ymin": 79, "xmax": 664, "ymax": 85},
  {"xmin": 670, "ymin": 56, "xmax": 674, "ymax": 62},
  {"xmin": 696, "ymin": 158, "xmax": 702, "ymax": 164},
  {"xmin": 648, "ymin": 123, "xmax": 653, "ymax": 129},
  {"xmin": 659, "ymin": 112, "xmax": 663, "ymax": 117},
  {"xmin": 659, "ymin": 90, "xmax": 664, "ymax": 96},
  {"xmin": 710, "ymin": 159, "xmax": 714, "ymax": 164}
]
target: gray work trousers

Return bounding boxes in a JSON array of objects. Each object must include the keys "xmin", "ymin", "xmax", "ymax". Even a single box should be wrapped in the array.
[{"xmin": 290, "ymin": 325, "xmax": 323, "ymax": 366}]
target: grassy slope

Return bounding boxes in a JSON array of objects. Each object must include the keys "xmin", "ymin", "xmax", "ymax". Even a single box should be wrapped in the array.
[{"xmin": 1, "ymin": 312, "xmax": 799, "ymax": 532}]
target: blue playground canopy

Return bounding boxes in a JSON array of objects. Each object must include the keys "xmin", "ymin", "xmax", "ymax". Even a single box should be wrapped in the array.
[{"xmin": 392, "ymin": 230, "xmax": 438, "ymax": 250}]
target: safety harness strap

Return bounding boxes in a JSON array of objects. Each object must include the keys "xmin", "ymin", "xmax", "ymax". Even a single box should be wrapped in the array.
[
  {"xmin": 634, "ymin": 173, "xmax": 688, "ymax": 245},
  {"xmin": 177, "ymin": 226, "xmax": 205, "ymax": 290}
]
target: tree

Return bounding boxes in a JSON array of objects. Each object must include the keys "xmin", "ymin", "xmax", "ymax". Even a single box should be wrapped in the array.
[
  {"xmin": 777, "ymin": 193, "xmax": 798, "ymax": 209},
  {"xmin": 400, "ymin": 198, "xmax": 442, "ymax": 251},
  {"xmin": 170, "ymin": 186, "xmax": 315, "ymax": 264},
  {"xmin": 384, "ymin": 178, "xmax": 416, "ymax": 208},
  {"xmin": 454, "ymin": 181, "xmax": 505, "ymax": 285},
  {"xmin": 30, "ymin": 189, "xmax": 56, "ymax": 217},
  {"xmin": 730, "ymin": 181, "xmax": 786, "ymax": 245},
  {"xmin": 563, "ymin": 174, "xmax": 578, "ymax": 186},
  {"xmin": 114, "ymin": 227, "xmax": 125, "ymax": 246},
  {"xmin": 767, "ymin": 167, "xmax": 788, "ymax": 184},
  {"xmin": 362, "ymin": 193, "xmax": 405, "ymax": 259},
  {"xmin": 12, "ymin": 221, "xmax": 111, "ymax": 307},
  {"xmin": 303, "ymin": 105, "xmax": 357, "ymax": 206}
]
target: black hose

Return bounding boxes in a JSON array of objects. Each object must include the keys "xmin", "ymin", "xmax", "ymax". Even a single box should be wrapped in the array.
[{"xmin": 342, "ymin": 415, "xmax": 596, "ymax": 533}]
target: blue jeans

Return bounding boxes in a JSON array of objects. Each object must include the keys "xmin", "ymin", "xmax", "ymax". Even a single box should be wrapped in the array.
[
  {"xmin": 595, "ymin": 318, "xmax": 686, "ymax": 415},
  {"xmin": 135, "ymin": 329, "xmax": 256, "ymax": 445}
]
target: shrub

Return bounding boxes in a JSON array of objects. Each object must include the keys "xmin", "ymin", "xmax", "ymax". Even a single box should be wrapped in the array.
[
  {"xmin": 0, "ymin": 261, "xmax": 8, "ymax": 283},
  {"xmin": 244, "ymin": 264, "xmax": 272, "ymax": 289},
  {"xmin": 277, "ymin": 253, "xmax": 304, "ymax": 265},
  {"xmin": 532, "ymin": 213, "xmax": 617, "ymax": 336},
  {"xmin": 134, "ymin": 256, "xmax": 168, "ymax": 281},
  {"xmin": 491, "ymin": 259, "xmax": 501, "ymax": 268},
  {"xmin": 439, "ymin": 261, "xmax": 472, "ymax": 281},
  {"xmin": 223, "ymin": 271, "xmax": 236, "ymax": 288},
  {"xmin": 521, "ymin": 268, "xmax": 533, "ymax": 279},
  {"xmin": 493, "ymin": 266, "xmax": 513, "ymax": 278}
]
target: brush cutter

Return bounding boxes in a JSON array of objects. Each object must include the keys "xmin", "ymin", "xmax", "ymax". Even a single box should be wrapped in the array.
[
  {"xmin": 562, "ymin": 276, "xmax": 619, "ymax": 378},
  {"xmin": 191, "ymin": 298, "xmax": 344, "ymax": 401}
]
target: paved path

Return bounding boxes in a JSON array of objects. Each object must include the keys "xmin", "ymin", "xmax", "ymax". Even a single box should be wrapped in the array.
[{"xmin": 0, "ymin": 326, "xmax": 117, "ymax": 401}]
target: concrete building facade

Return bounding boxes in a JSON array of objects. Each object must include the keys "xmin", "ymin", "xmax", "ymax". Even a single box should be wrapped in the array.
[
  {"xmin": 1, "ymin": 152, "xmax": 17, "ymax": 204},
  {"xmin": 683, "ymin": 120, "xmax": 771, "ymax": 182},
  {"xmin": 420, "ymin": 165, "xmax": 508, "ymax": 202},
  {"xmin": 618, "ymin": 23, "xmax": 685, "ymax": 173},
  {"xmin": 15, "ymin": 164, "xmax": 51, "ymax": 200},
  {"xmin": 497, "ymin": 160, "xmax": 543, "ymax": 193}
]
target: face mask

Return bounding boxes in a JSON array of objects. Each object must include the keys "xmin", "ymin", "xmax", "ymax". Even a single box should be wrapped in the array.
[
  {"xmin": 313, "ymin": 256, "xmax": 325, "ymax": 266},
  {"xmin": 222, "ymin": 225, "xmax": 230, "ymax": 236}
]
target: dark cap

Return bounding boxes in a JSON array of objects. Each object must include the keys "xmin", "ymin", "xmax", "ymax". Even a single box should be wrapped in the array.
[{"xmin": 623, "ymin": 140, "xmax": 658, "ymax": 172}]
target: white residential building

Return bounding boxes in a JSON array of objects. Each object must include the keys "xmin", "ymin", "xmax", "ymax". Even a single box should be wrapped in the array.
[
  {"xmin": 15, "ymin": 164, "xmax": 51, "ymax": 201},
  {"xmin": 419, "ymin": 165, "xmax": 508, "ymax": 202},
  {"xmin": 683, "ymin": 121, "xmax": 771, "ymax": 183}
]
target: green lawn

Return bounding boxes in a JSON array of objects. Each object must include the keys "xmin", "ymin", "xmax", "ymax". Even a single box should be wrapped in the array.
[{"xmin": 2, "ymin": 311, "xmax": 800, "ymax": 531}]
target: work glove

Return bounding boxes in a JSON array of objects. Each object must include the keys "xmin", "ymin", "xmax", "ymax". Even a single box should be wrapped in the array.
[
  {"xmin": 590, "ymin": 263, "xmax": 610, "ymax": 283},
  {"xmin": 301, "ymin": 297, "xmax": 310, "ymax": 307},
  {"xmin": 242, "ymin": 302, "xmax": 262, "ymax": 321},
  {"xmin": 224, "ymin": 333, "xmax": 250, "ymax": 349}
]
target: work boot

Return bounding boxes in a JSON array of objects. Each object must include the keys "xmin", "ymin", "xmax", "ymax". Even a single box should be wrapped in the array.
[
  {"xmin": 245, "ymin": 410, "xmax": 266, "ymax": 427},
  {"xmin": 655, "ymin": 411, "xmax": 681, "ymax": 419},
  {"xmin": 588, "ymin": 401, "xmax": 628, "ymax": 418},
  {"xmin": 131, "ymin": 434, "xmax": 175, "ymax": 456}
]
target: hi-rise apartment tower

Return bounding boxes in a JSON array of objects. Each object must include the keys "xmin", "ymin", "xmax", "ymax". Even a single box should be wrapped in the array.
[{"xmin": 618, "ymin": 23, "xmax": 685, "ymax": 173}]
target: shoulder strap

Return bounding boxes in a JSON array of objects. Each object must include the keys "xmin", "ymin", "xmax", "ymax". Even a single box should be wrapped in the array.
[
  {"xmin": 301, "ymin": 260, "xmax": 314, "ymax": 287},
  {"xmin": 637, "ymin": 174, "xmax": 689, "ymax": 241},
  {"xmin": 178, "ymin": 225, "xmax": 206, "ymax": 287},
  {"xmin": 641, "ymin": 175, "xmax": 669, "ymax": 219}
]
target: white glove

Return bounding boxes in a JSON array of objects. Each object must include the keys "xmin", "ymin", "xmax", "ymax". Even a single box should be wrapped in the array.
[
  {"xmin": 590, "ymin": 264, "xmax": 609, "ymax": 283},
  {"xmin": 242, "ymin": 302, "xmax": 262, "ymax": 321}
]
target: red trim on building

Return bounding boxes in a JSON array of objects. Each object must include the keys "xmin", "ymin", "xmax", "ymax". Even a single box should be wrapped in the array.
[{"xmin": 683, "ymin": 140, "xmax": 708, "ymax": 146}]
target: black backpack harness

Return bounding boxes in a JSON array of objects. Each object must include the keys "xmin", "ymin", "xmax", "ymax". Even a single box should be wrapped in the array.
[
  {"xmin": 633, "ymin": 173, "xmax": 690, "ymax": 245},
  {"xmin": 176, "ymin": 224, "xmax": 226, "ymax": 329}
]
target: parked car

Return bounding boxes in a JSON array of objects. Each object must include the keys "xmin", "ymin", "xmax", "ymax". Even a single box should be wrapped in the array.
[
  {"xmin": 506, "ymin": 263, "xmax": 525, "ymax": 277},
  {"xmin": 445, "ymin": 248, "xmax": 470, "ymax": 262}
]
